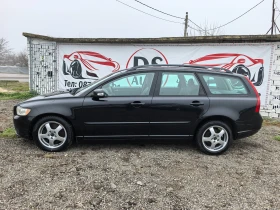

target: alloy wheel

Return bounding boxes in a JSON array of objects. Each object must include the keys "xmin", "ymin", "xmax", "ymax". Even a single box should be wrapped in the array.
[
  {"xmin": 38, "ymin": 121, "xmax": 67, "ymax": 149},
  {"xmin": 202, "ymin": 125, "xmax": 229, "ymax": 152}
]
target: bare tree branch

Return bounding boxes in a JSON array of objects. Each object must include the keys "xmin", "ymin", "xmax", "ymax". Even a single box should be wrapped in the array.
[
  {"xmin": 188, "ymin": 21, "xmax": 224, "ymax": 36},
  {"xmin": 0, "ymin": 38, "xmax": 28, "ymax": 67},
  {"xmin": 15, "ymin": 49, "xmax": 28, "ymax": 67},
  {"xmin": 0, "ymin": 38, "xmax": 11, "ymax": 56}
]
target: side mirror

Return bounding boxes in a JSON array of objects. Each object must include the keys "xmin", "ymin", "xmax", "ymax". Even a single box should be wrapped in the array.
[{"xmin": 92, "ymin": 89, "xmax": 106, "ymax": 99}]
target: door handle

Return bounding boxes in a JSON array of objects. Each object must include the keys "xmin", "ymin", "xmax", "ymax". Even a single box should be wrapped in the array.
[
  {"xmin": 130, "ymin": 101, "xmax": 145, "ymax": 107},
  {"xmin": 190, "ymin": 101, "xmax": 204, "ymax": 106}
]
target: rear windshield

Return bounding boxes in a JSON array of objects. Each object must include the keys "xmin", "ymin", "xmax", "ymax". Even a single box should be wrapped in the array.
[{"xmin": 202, "ymin": 74, "xmax": 248, "ymax": 95}]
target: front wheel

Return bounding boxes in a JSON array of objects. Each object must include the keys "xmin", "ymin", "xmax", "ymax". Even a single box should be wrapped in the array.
[
  {"xmin": 33, "ymin": 116, "xmax": 73, "ymax": 152},
  {"xmin": 196, "ymin": 121, "xmax": 232, "ymax": 155}
]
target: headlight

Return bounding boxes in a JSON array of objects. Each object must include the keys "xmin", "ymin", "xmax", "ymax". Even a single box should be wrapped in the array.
[{"xmin": 16, "ymin": 106, "xmax": 31, "ymax": 116}]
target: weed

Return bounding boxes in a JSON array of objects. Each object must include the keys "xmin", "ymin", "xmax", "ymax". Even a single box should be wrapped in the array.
[
  {"xmin": 0, "ymin": 81, "xmax": 29, "ymax": 92},
  {"xmin": 274, "ymin": 136, "xmax": 280, "ymax": 141},
  {"xmin": 0, "ymin": 91, "xmax": 38, "ymax": 100},
  {"xmin": 0, "ymin": 127, "xmax": 17, "ymax": 138},
  {"xmin": 262, "ymin": 117, "xmax": 280, "ymax": 127}
]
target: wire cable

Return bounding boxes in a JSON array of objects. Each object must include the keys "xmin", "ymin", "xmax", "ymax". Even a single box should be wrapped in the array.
[
  {"xmin": 134, "ymin": 0, "xmax": 184, "ymax": 20},
  {"xmin": 275, "ymin": 1, "xmax": 280, "ymax": 11},
  {"xmin": 133, "ymin": 0, "xmax": 205, "ymax": 31},
  {"xmin": 116, "ymin": 0, "xmax": 204, "ymax": 37},
  {"xmin": 133, "ymin": 0, "xmax": 265, "ymax": 31},
  {"xmin": 196, "ymin": 0, "xmax": 265, "ymax": 31},
  {"xmin": 276, "ymin": 12, "xmax": 280, "ymax": 20},
  {"xmin": 116, "ymin": 0, "xmax": 184, "ymax": 24}
]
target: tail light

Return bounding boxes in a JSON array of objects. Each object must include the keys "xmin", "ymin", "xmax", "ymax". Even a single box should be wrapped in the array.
[{"xmin": 245, "ymin": 77, "xmax": 260, "ymax": 112}]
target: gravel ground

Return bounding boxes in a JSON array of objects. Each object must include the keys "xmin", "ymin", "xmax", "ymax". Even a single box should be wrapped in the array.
[
  {"xmin": 0, "ymin": 100, "xmax": 280, "ymax": 209},
  {"xmin": 0, "ymin": 99, "xmax": 22, "ymax": 132}
]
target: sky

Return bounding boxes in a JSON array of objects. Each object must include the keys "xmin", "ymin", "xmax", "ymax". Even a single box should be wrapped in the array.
[{"xmin": 0, "ymin": 0, "xmax": 276, "ymax": 52}]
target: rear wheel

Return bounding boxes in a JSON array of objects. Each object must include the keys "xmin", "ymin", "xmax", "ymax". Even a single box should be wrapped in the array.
[
  {"xmin": 196, "ymin": 121, "xmax": 232, "ymax": 155},
  {"xmin": 33, "ymin": 116, "xmax": 73, "ymax": 152}
]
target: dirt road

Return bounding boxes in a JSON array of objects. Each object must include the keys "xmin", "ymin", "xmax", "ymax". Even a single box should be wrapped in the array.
[{"xmin": 0, "ymin": 73, "xmax": 28, "ymax": 82}]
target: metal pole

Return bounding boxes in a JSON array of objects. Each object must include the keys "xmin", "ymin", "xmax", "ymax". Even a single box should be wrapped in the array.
[
  {"xmin": 184, "ymin": 12, "xmax": 188, "ymax": 37},
  {"xmin": 272, "ymin": 0, "xmax": 275, "ymax": 35}
]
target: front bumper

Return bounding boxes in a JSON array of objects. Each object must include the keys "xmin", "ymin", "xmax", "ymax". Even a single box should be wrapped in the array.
[{"xmin": 13, "ymin": 115, "xmax": 32, "ymax": 139}]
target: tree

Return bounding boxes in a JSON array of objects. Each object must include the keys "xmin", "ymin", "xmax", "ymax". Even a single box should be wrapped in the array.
[
  {"xmin": 0, "ymin": 38, "xmax": 11, "ymax": 66},
  {"xmin": 0, "ymin": 38, "xmax": 10, "ymax": 56},
  {"xmin": 15, "ymin": 50, "xmax": 28, "ymax": 67},
  {"xmin": 0, "ymin": 38, "xmax": 28, "ymax": 67},
  {"xmin": 189, "ymin": 21, "xmax": 224, "ymax": 36}
]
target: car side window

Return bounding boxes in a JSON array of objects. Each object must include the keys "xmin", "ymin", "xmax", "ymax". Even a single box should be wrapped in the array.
[
  {"xmin": 102, "ymin": 73, "xmax": 155, "ymax": 96},
  {"xmin": 160, "ymin": 72, "xmax": 200, "ymax": 96},
  {"xmin": 202, "ymin": 74, "xmax": 248, "ymax": 95}
]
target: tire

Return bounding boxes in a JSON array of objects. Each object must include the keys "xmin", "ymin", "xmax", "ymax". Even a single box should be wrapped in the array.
[
  {"xmin": 253, "ymin": 67, "xmax": 264, "ymax": 86},
  {"xmin": 69, "ymin": 60, "xmax": 83, "ymax": 79},
  {"xmin": 32, "ymin": 116, "xmax": 73, "ymax": 152},
  {"xmin": 232, "ymin": 65, "xmax": 251, "ymax": 79},
  {"xmin": 196, "ymin": 121, "xmax": 232, "ymax": 155}
]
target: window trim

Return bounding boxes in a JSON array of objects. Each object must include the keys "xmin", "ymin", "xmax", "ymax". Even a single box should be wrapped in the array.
[
  {"xmin": 87, "ymin": 71, "xmax": 159, "ymax": 97},
  {"xmin": 154, "ymin": 71, "xmax": 206, "ymax": 97},
  {"xmin": 197, "ymin": 73, "xmax": 250, "ymax": 97}
]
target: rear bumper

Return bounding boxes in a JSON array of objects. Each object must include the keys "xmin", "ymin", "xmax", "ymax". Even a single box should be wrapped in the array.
[
  {"xmin": 13, "ymin": 115, "xmax": 32, "ymax": 139},
  {"xmin": 234, "ymin": 113, "xmax": 263, "ymax": 140},
  {"xmin": 235, "ymin": 129, "xmax": 260, "ymax": 140}
]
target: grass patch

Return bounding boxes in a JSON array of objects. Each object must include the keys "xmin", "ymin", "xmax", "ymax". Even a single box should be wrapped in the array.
[
  {"xmin": 0, "ymin": 81, "xmax": 29, "ymax": 92},
  {"xmin": 0, "ymin": 91, "xmax": 38, "ymax": 100},
  {"xmin": 274, "ymin": 136, "xmax": 280, "ymax": 141},
  {"xmin": 0, "ymin": 81, "xmax": 38, "ymax": 100},
  {"xmin": 0, "ymin": 127, "xmax": 17, "ymax": 138},
  {"xmin": 263, "ymin": 117, "xmax": 280, "ymax": 127}
]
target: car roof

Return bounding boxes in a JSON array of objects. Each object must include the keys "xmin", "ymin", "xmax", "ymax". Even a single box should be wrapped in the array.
[{"xmin": 126, "ymin": 64, "xmax": 242, "ymax": 76}]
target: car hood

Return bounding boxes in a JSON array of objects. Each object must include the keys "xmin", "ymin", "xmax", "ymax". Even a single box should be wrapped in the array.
[{"xmin": 23, "ymin": 91, "xmax": 74, "ymax": 103}]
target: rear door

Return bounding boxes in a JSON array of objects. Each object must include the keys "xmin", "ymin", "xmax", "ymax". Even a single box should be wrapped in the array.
[
  {"xmin": 197, "ymin": 73, "xmax": 260, "ymax": 133},
  {"xmin": 150, "ymin": 71, "xmax": 210, "ymax": 138}
]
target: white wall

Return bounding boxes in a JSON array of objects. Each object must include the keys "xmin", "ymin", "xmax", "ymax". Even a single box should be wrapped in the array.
[
  {"xmin": 27, "ymin": 38, "xmax": 280, "ymax": 118},
  {"xmin": 260, "ymin": 43, "xmax": 280, "ymax": 118},
  {"xmin": 27, "ymin": 38, "xmax": 58, "ymax": 94}
]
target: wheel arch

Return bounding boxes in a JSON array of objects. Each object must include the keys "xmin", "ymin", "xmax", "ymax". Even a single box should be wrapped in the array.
[
  {"xmin": 29, "ymin": 113, "xmax": 76, "ymax": 140},
  {"xmin": 194, "ymin": 116, "xmax": 237, "ymax": 140}
]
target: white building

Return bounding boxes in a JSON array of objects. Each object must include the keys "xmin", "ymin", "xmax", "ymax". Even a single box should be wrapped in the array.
[{"xmin": 23, "ymin": 32, "xmax": 280, "ymax": 118}]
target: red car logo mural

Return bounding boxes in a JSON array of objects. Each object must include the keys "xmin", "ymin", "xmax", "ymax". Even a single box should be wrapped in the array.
[
  {"xmin": 185, "ymin": 53, "xmax": 264, "ymax": 86},
  {"xmin": 63, "ymin": 51, "xmax": 120, "ymax": 79}
]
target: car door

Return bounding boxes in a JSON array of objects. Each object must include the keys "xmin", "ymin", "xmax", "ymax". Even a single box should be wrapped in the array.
[
  {"xmin": 150, "ymin": 71, "xmax": 209, "ymax": 138},
  {"xmin": 81, "ymin": 71, "xmax": 157, "ymax": 139}
]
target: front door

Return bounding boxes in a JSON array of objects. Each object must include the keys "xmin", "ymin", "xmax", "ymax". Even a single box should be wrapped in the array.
[
  {"xmin": 150, "ymin": 71, "xmax": 209, "ymax": 138},
  {"xmin": 81, "ymin": 72, "xmax": 157, "ymax": 139}
]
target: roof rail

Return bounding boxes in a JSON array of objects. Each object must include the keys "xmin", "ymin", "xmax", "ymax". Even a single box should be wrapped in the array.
[
  {"xmin": 211, "ymin": 67, "xmax": 233, "ymax": 74},
  {"xmin": 128, "ymin": 64, "xmax": 233, "ymax": 73},
  {"xmin": 128, "ymin": 64, "xmax": 208, "ymax": 70}
]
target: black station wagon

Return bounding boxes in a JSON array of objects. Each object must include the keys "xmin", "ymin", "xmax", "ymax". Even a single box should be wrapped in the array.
[{"xmin": 13, "ymin": 64, "xmax": 262, "ymax": 155}]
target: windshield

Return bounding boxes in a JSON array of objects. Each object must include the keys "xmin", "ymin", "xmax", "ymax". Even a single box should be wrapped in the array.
[{"xmin": 74, "ymin": 70, "xmax": 126, "ymax": 95}]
